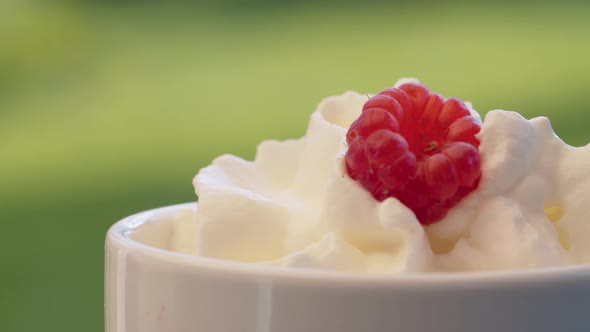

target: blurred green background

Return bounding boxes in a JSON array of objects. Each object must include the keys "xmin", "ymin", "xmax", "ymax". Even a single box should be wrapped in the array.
[{"xmin": 1, "ymin": 0, "xmax": 589, "ymax": 331}]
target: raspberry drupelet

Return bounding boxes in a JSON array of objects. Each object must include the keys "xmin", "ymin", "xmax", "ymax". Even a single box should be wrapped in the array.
[{"xmin": 345, "ymin": 83, "xmax": 482, "ymax": 225}]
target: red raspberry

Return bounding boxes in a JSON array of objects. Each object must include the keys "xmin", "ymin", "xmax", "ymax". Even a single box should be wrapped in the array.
[{"xmin": 345, "ymin": 83, "xmax": 482, "ymax": 225}]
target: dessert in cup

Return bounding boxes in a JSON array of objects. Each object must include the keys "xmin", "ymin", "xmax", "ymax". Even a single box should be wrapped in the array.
[{"xmin": 106, "ymin": 79, "xmax": 590, "ymax": 332}]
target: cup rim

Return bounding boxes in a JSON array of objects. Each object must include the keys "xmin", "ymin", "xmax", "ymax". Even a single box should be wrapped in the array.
[{"xmin": 107, "ymin": 202, "xmax": 590, "ymax": 287}]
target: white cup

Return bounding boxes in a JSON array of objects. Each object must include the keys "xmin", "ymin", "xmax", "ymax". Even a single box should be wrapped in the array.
[{"xmin": 105, "ymin": 203, "xmax": 590, "ymax": 332}]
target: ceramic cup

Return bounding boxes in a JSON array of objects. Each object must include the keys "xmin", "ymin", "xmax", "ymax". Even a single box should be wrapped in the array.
[{"xmin": 105, "ymin": 203, "xmax": 590, "ymax": 332}]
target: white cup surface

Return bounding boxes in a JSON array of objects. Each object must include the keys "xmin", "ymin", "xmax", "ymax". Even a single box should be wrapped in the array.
[{"xmin": 105, "ymin": 203, "xmax": 590, "ymax": 332}]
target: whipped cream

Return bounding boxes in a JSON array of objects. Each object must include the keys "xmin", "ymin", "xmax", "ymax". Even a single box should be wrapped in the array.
[{"xmin": 191, "ymin": 79, "xmax": 590, "ymax": 272}]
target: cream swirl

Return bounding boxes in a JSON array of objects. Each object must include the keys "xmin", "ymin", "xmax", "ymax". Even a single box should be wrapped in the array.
[{"xmin": 192, "ymin": 79, "xmax": 590, "ymax": 272}]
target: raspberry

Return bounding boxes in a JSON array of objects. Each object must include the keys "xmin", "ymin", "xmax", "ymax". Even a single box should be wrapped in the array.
[{"xmin": 345, "ymin": 83, "xmax": 482, "ymax": 225}]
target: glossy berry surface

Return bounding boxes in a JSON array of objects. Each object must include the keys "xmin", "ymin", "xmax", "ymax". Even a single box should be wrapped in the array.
[{"xmin": 345, "ymin": 83, "xmax": 482, "ymax": 225}]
